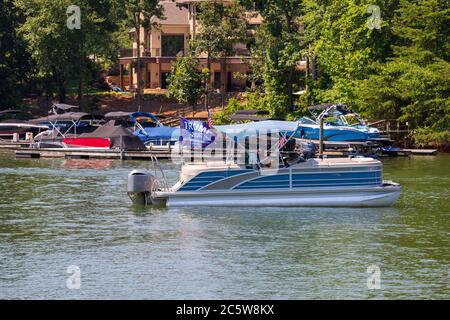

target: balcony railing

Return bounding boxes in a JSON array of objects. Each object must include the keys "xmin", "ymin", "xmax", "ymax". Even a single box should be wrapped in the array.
[
  {"xmin": 119, "ymin": 48, "xmax": 153, "ymax": 58},
  {"xmin": 119, "ymin": 47, "xmax": 256, "ymax": 60},
  {"xmin": 151, "ymin": 48, "xmax": 160, "ymax": 57},
  {"xmin": 119, "ymin": 48, "xmax": 135, "ymax": 58}
]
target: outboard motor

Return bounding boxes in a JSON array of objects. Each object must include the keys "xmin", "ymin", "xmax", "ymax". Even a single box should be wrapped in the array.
[
  {"xmin": 298, "ymin": 141, "xmax": 316, "ymax": 159},
  {"xmin": 127, "ymin": 170, "xmax": 156, "ymax": 205}
]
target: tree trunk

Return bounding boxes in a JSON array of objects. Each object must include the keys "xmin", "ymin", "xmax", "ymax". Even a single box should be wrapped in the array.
[
  {"xmin": 285, "ymin": 10, "xmax": 294, "ymax": 112},
  {"xmin": 78, "ymin": 76, "xmax": 83, "ymax": 106},
  {"xmin": 305, "ymin": 55, "xmax": 310, "ymax": 106},
  {"xmin": 57, "ymin": 76, "xmax": 66, "ymax": 103},
  {"xmin": 78, "ymin": 58, "xmax": 84, "ymax": 107},
  {"xmin": 312, "ymin": 56, "xmax": 317, "ymax": 81},
  {"xmin": 136, "ymin": 23, "xmax": 142, "ymax": 112},
  {"xmin": 221, "ymin": 55, "xmax": 226, "ymax": 109},
  {"xmin": 287, "ymin": 69, "xmax": 294, "ymax": 112},
  {"xmin": 204, "ymin": 52, "xmax": 210, "ymax": 113}
]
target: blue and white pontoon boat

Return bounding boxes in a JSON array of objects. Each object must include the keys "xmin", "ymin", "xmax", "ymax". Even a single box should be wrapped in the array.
[{"xmin": 128, "ymin": 156, "xmax": 401, "ymax": 208}]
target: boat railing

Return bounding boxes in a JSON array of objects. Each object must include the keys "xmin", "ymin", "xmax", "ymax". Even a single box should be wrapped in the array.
[
  {"xmin": 150, "ymin": 153, "xmax": 171, "ymax": 191},
  {"xmin": 152, "ymin": 179, "xmax": 173, "ymax": 193}
]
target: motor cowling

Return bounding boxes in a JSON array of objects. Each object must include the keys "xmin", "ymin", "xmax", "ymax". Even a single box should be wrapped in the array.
[
  {"xmin": 127, "ymin": 170, "xmax": 156, "ymax": 205},
  {"xmin": 298, "ymin": 141, "xmax": 316, "ymax": 159}
]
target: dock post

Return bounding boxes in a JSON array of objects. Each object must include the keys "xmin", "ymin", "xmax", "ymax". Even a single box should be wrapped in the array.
[
  {"xmin": 120, "ymin": 135, "xmax": 124, "ymax": 160},
  {"xmin": 319, "ymin": 117, "xmax": 324, "ymax": 157}
]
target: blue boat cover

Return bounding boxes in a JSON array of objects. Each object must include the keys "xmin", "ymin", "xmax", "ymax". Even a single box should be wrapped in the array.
[
  {"xmin": 134, "ymin": 126, "xmax": 180, "ymax": 142},
  {"xmin": 216, "ymin": 120, "xmax": 299, "ymax": 134},
  {"xmin": 130, "ymin": 112, "xmax": 160, "ymax": 124}
]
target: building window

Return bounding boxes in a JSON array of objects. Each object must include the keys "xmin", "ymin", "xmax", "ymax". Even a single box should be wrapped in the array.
[{"xmin": 161, "ymin": 35, "xmax": 185, "ymax": 57}]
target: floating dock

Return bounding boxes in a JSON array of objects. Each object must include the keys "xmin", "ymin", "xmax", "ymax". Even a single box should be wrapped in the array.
[
  {"xmin": 403, "ymin": 149, "xmax": 438, "ymax": 156},
  {"xmin": 15, "ymin": 148, "xmax": 174, "ymax": 160},
  {"xmin": 0, "ymin": 140, "xmax": 32, "ymax": 150},
  {"xmin": 1, "ymin": 138, "xmax": 439, "ymax": 161}
]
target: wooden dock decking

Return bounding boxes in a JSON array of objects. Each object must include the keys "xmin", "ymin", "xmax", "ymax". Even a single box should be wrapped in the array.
[
  {"xmin": 0, "ymin": 139, "xmax": 439, "ymax": 161},
  {"xmin": 15, "ymin": 148, "xmax": 175, "ymax": 160},
  {"xmin": 403, "ymin": 149, "xmax": 438, "ymax": 155}
]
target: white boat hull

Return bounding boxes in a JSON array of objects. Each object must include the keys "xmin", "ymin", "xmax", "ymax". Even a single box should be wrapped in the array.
[{"xmin": 153, "ymin": 184, "xmax": 401, "ymax": 208}]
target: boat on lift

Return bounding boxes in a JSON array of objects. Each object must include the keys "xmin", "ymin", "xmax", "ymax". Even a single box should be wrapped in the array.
[
  {"xmin": 30, "ymin": 112, "xmax": 106, "ymax": 149},
  {"xmin": 104, "ymin": 111, "xmax": 179, "ymax": 147},
  {"xmin": 0, "ymin": 110, "xmax": 49, "ymax": 140},
  {"xmin": 0, "ymin": 120, "xmax": 49, "ymax": 140},
  {"xmin": 295, "ymin": 104, "xmax": 383, "ymax": 142}
]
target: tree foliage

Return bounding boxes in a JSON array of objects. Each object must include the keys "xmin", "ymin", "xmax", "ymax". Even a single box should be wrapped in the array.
[
  {"xmin": 0, "ymin": 0, "xmax": 30, "ymax": 107},
  {"xmin": 167, "ymin": 56, "xmax": 205, "ymax": 108},
  {"xmin": 249, "ymin": 0, "xmax": 305, "ymax": 115},
  {"xmin": 15, "ymin": 0, "xmax": 122, "ymax": 104},
  {"xmin": 192, "ymin": 0, "xmax": 248, "ymax": 108},
  {"xmin": 354, "ymin": 0, "xmax": 450, "ymax": 144},
  {"xmin": 242, "ymin": 0, "xmax": 449, "ymax": 146}
]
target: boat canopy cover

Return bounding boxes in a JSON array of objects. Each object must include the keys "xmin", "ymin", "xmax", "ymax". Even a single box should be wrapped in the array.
[
  {"xmin": 135, "ymin": 126, "xmax": 180, "ymax": 143},
  {"xmin": 216, "ymin": 120, "xmax": 299, "ymax": 135},
  {"xmin": 307, "ymin": 103, "xmax": 354, "ymax": 116},
  {"xmin": 0, "ymin": 119, "xmax": 28, "ymax": 124},
  {"xmin": 229, "ymin": 114, "xmax": 271, "ymax": 122},
  {"xmin": 105, "ymin": 111, "xmax": 167, "ymax": 122},
  {"xmin": 104, "ymin": 111, "xmax": 134, "ymax": 120},
  {"xmin": 80, "ymin": 120, "xmax": 146, "ymax": 150},
  {"xmin": 0, "ymin": 110, "xmax": 22, "ymax": 116},
  {"xmin": 50, "ymin": 103, "xmax": 80, "ymax": 114},
  {"xmin": 233, "ymin": 110, "xmax": 270, "ymax": 116},
  {"xmin": 308, "ymin": 103, "xmax": 342, "ymax": 111},
  {"xmin": 130, "ymin": 112, "xmax": 160, "ymax": 124},
  {"xmin": 31, "ymin": 112, "xmax": 104, "ymax": 123}
]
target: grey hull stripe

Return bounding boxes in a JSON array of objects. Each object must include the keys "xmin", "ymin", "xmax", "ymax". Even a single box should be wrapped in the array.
[{"xmin": 201, "ymin": 172, "xmax": 261, "ymax": 191}]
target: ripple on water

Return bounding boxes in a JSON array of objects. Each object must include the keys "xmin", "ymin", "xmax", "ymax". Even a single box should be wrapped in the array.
[{"xmin": 0, "ymin": 152, "xmax": 449, "ymax": 299}]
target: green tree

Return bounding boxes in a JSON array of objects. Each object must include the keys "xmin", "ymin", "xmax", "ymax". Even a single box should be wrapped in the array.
[
  {"xmin": 15, "ymin": 0, "xmax": 121, "ymax": 105},
  {"xmin": 193, "ymin": 0, "xmax": 248, "ymax": 110},
  {"xmin": 167, "ymin": 56, "xmax": 205, "ymax": 114},
  {"xmin": 248, "ymin": 0, "xmax": 305, "ymax": 115},
  {"xmin": 122, "ymin": 0, "xmax": 163, "ymax": 110},
  {"xmin": 355, "ymin": 0, "xmax": 450, "ymax": 146},
  {"xmin": 0, "ymin": 0, "xmax": 30, "ymax": 108},
  {"xmin": 302, "ymin": 0, "xmax": 399, "ymax": 108}
]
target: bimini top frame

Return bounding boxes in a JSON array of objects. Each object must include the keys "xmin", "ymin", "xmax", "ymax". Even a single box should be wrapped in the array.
[{"xmin": 30, "ymin": 112, "xmax": 104, "ymax": 138}]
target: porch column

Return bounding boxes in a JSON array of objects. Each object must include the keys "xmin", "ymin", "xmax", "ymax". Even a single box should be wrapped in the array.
[
  {"xmin": 119, "ymin": 64, "xmax": 124, "ymax": 89},
  {"xmin": 145, "ymin": 62, "xmax": 149, "ymax": 88},
  {"xmin": 221, "ymin": 59, "xmax": 227, "ymax": 93},
  {"xmin": 158, "ymin": 59, "xmax": 162, "ymax": 88},
  {"xmin": 129, "ymin": 63, "xmax": 133, "ymax": 90}
]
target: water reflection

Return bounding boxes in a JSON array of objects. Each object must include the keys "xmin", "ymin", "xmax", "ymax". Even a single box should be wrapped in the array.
[
  {"xmin": 62, "ymin": 159, "xmax": 114, "ymax": 170},
  {"xmin": 0, "ymin": 151, "xmax": 449, "ymax": 299}
]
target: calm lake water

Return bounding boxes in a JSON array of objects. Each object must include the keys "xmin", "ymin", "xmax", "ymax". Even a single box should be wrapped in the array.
[{"xmin": 0, "ymin": 151, "xmax": 448, "ymax": 299}]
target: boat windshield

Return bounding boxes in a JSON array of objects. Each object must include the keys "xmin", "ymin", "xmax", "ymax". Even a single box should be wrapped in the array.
[
  {"xmin": 135, "ymin": 117, "xmax": 159, "ymax": 128},
  {"xmin": 324, "ymin": 116, "xmax": 346, "ymax": 126},
  {"xmin": 298, "ymin": 117, "xmax": 317, "ymax": 125}
]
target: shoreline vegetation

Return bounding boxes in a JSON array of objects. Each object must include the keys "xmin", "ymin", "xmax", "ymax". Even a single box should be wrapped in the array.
[{"xmin": 1, "ymin": 0, "xmax": 448, "ymax": 150}]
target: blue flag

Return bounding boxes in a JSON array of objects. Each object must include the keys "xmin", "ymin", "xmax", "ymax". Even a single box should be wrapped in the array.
[{"xmin": 180, "ymin": 117, "xmax": 215, "ymax": 149}]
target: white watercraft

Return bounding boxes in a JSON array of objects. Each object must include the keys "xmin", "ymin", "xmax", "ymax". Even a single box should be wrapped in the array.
[{"xmin": 127, "ymin": 156, "xmax": 401, "ymax": 208}]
